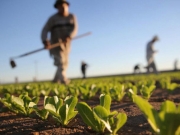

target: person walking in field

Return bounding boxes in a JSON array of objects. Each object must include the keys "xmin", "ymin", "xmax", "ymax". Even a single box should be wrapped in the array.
[
  {"xmin": 146, "ymin": 36, "xmax": 159, "ymax": 74},
  {"xmin": 41, "ymin": 0, "xmax": 78, "ymax": 84},
  {"xmin": 81, "ymin": 61, "xmax": 88, "ymax": 79},
  {"xmin": 174, "ymin": 59, "xmax": 178, "ymax": 71}
]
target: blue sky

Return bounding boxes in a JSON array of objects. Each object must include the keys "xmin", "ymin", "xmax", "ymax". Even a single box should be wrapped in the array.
[{"xmin": 0, "ymin": 0, "xmax": 180, "ymax": 83}]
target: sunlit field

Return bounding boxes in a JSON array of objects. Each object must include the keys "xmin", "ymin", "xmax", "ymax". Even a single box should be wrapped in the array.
[{"xmin": 0, "ymin": 71, "xmax": 180, "ymax": 134}]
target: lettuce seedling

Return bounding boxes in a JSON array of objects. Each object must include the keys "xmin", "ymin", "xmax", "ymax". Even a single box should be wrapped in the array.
[
  {"xmin": 99, "ymin": 83, "xmax": 114, "ymax": 95},
  {"xmin": 110, "ymin": 84, "xmax": 126, "ymax": 101},
  {"xmin": 159, "ymin": 78, "xmax": 179, "ymax": 93},
  {"xmin": 79, "ymin": 84, "xmax": 98, "ymax": 100},
  {"xmin": 0, "ymin": 93, "xmax": 18, "ymax": 113},
  {"xmin": 29, "ymin": 100, "xmax": 49, "ymax": 120},
  {"xmin": 78, "ymin": 85, "xmax": 90, "ymax": 100},
  {"xmin": 4, "ymin": 92, "xmax": 39, "ymax": 116},
  {"xmin": 76, "ymin": 94, "xmax": 127, "ymax": 134},
  {"xmin": 44, "ymin": 96, "xmax": 78, "ymax": 126},
  {"xmin": 89, "ymin": 84, "xmax": 99, "ymax": 98},
  {"xmin": 53, "ymin": 85, "xmax": 69, "ymax": 99},
  {"xmin": 13, "ymin": 92, "xmax": 39, "ymax": 116},
  {"xmin": 35, "ymin": 108, "xmax": 49, "ymax": 120},
  {"xmin": 126, "ymin": 83, "xmax": 137, "ymax": 101},
  {"xmin": 129, "ymin": 89, "xmax": 180, "ymax": 135},
  {"xmin": 68, "ymin": 86, "xmax": 80, "ymax": 97},
  {"xmin": 140, "ymin": 84, "xmax": 156, "ymax": 100}
]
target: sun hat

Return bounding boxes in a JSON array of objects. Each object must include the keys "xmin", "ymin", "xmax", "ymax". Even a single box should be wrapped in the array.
[
  {"xmin": 152, "ymin": 35, "xmax": 159, "ymax": 41},
  {"xmin": 54, "ymin": 0, "xmax": 69, "ymax": 8}
]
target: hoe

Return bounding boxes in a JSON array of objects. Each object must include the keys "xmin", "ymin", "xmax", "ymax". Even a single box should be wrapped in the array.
[{"xmin": 10, "ymin": 32, "xmax": 91, "ymax": 68}]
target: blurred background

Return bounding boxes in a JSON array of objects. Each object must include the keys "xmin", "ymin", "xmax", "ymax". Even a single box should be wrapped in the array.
[{"xmin": 0, "ymin": 0, "xmax": 180, "ymax": 83}]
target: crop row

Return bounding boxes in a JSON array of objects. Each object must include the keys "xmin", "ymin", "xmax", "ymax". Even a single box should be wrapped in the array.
[
  {"xmin": 0, "ymin": 77, "xmax": 179, "ymax": 102},
  {"xmin": 0, "ymin": 91, "xmax": 180, "ymax": 135},
  {"xmin": 0, "ymin": 73, "xmax": 180, "ymax": 134}
]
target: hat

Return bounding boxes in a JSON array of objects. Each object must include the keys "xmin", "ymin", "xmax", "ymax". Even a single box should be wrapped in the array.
[
  {"xmin": 54, "ymin": 0, "xmax": 70, "ymax": 8},
  {"xmin": 152, "ymin": 35, "xmax": 159, "ymax": 41}
]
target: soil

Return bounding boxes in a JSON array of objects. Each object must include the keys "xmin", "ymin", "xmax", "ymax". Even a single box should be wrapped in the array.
[{"xmin": 0, "ymin": 85, "xmax": 180, "ymax": 135}]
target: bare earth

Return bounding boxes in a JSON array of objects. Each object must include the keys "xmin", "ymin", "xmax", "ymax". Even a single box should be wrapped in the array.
[{"xmin": 0, "ymin": 85, "xmax": 180, "ymax": 135}]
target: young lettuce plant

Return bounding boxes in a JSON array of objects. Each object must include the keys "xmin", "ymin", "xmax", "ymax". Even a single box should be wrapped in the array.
[
  {"xmin": 78, "ymin": 85, "xmax": 90, "ymax": 100},
  {"xmin": 89, "ymin": 84, "xmax": 99, "ymax": 98},
  {"xmin": 68, "ymin": 86, "xmax": 80, "ymax": 97},
  {"xmin": 129, "ymin": 89, "xmax": 180, "ymax": 135},
  {"xmin": 125, "ymin": 83, "xmax": 137, "ymax": 101},
  {"xmin": 6, "ymin": 92, "xmax": 39, "ymax": 116},
  {"xmin": 78, "ymin": 84, "xmax": 98, "ymax": 100},
  {"xmin": 53, "ymin": 85, "xmax": 69, "ymax": 99},
  {"xmin": 44, "ymin": 96, "xmax": 78, "ymax": 126},
  {"xmin": 110, "ymin": 84, "xmax": 126, "ymax": 101},
  {"xmin": 0, "ymin": 93, "xmax": 18, "ymax": 113},
  {"xmin": 76, "ymin": 94, "xmax": 127, "ymax": 134},
  {"xmin": 29, "ymin": 99, "xmax": 49, "ymax": 120},
  {"xmin": 23, "ymin": 84, "xmax": 41, "ymax": 96},
  {"xmin": 139, "ymin": 84, "xmax": 156, "ymax": 100},
  {"xmin": 99, "ymin": 83, "xmax": 114, "ymax": 95},
  {"xmin": 159, "ymin": 77, "xmax": 179, "ymax": 93}
]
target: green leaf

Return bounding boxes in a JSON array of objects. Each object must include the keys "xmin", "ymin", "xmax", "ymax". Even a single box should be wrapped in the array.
[
  {"xmin": 140, "ymin": 85, "xmax": 156, "ymax": 100},
  {"xmin": 36, "ymin": 109, "xmax": 49, "ymax": 120},
  {"xmin": 11, "ymin": 95, "xmax": 26, "ymax": 114},
  {"xmin": 111, "ymin": 113, "xmax": 127, "ymax": 135},
  {"xmin": 100, "ymin": 94, "xmax": 111, "ymax": 113},
  {"xmin": 55, "ymin": 97, "xmax": 63, "ymax": 113},
  {"xmin": 11, "ymin": 95, "xmax": 24, "ymax": 107},
  {"xmin": 65, "ymin": 97, "xmax": 78, "ymax": 124},
  {"xmin": 44, "ymin": 96, "xmax": 55, "ymax": 106},
  {"xmin": 130, "ymin": 92, "xmax": 160, "ymax": 133},
  {"xmin": 59, "ymin": 104, "xmax": 78, "ymax": 125},
  {"xmin": 29, "ymin": 102, "xmax": 37, "ymax": 108},
  {"xmin": 159, "ymin": 101, "xmax": 180, "ymax": 135},
  {"xmin": 29, "ymin": 100, "xmax": 49, "ymax": 120},
  {"xmin": 44, "ymin": 96, "xmax": 63, "ymax": 113},
  {"xmin": 0, "ymin": 95, "xmax": 15, "ymax": 112},
  {"xmin": 159, "ymin": 100, "xmax": 176, "ymax": 115},
  {"xmin": 177, "ymin": 104, "xmax": 180, "ymax": 113},
  {"xmin": 32, "ymin": 97, "xmax": 39, "ymax": 104},
  {"xmin": 76, "ymin": 102, "xmax": 99, "ymax": 132},
  {"xmin": 93, "ymin": 105, "xmax": 109, "ymax": 120},
  {"xmin": 59, "ymin": 104, "xmax": 67, "ymax": 125},
  {"xmin": 175, "ymin": 126, "xmax": 180, "ymax": 135},
  {"xmin": 169, "ymin": 83, "xmax": 178, "ymax": 91},
  {"xmin": 45, "ymin": 103, "xmax": 59, "ymax": 118},
  {"xmin": 64, "ymin": 96, "xmax": 78, "ymax": 114},
  {"xmin": 109, "ymin": 111, "xmax": 118, "ymax": 118},
  {"xmin": 4, "ymin": 93, "xmax": 11, "ymax": 100},
  {"xmin": 93, "ymin": 105, "xmax": 111, "ymax": 132},
  {"xmin": 79, "ymin": 86, "xmax": 89, "ymax": 98},
  {"xmin": 23, "ymin": 96, "xmax": 32, "ymax": 109}
]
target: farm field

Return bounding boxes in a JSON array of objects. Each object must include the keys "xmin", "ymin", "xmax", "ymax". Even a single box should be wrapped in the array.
[{"xmin": 0, "ymin": 72, "xmax": 180, "ymax": 135}]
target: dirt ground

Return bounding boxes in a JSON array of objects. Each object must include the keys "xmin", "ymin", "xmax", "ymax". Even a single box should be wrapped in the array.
[{"xmin": 0, "ymin": 85, "xmax": 180, "ymax": 135}]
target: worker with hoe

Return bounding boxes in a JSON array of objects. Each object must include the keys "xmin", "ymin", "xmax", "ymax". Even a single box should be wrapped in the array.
[
  {"xmin": 41, "ymin": 0, "xmax": 78, "ymax": 84},
  {"xmin": 146, "ymin": 36, "xmax": 159, "ymax": 74}
]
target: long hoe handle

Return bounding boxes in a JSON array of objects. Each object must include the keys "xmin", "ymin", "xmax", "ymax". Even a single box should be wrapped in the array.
[{"xmin": 12, "ymin": 32, "xmax": 91, "ymax": 59}]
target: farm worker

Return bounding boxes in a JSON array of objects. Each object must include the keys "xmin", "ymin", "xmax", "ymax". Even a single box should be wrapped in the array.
[
  {"xmin": 146, "ymin": 36, "xmax": 159, "ymax": 74},
  {"xmin": 41, "ymin": 0, "xmax": 78, "ymax": 84},
  {"xmin": 81, "ymin": 61, "xmax": 88, "ymax": 79},
  {"xmin": 174, "ymin": 59, "xmax": 178, "ymax": 71},
  {"xmin": 134, "ymin": 64, "xmax": 141, "ymax": 74}
]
